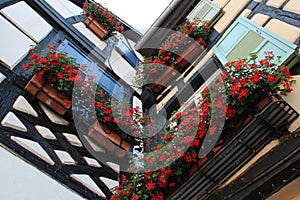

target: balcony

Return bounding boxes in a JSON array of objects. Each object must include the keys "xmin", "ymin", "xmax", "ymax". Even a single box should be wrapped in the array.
[{"xmin": 167, "ymin": 92, "xmax": 299, "ymax": 199}]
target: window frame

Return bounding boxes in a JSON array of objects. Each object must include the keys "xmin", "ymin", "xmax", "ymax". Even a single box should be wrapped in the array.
[
  {"xmin": 58, "ymin": 39, "xmax": 125, "ymax": 102},
  {"xmin": 213, "ymin": 16, "xmax": 298, "ymax": 66},
  {"xmin": 115, "ymin": 38, "xmax": 141, "ymax": 69},
  {"xmin": 187, "ymin": 0, "xmax": 223, "ymax": 26}
]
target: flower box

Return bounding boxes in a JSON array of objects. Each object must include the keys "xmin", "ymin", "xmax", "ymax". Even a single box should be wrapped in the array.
[
  {"xmin": 175, "ymin": 37, "xmax": 206, "ymax": 70},
  {"xmin": 82, "ymin": 1, "xmax": 124, "ymax": 37},
  {"xmin": 135, "ymin": 19, "xmax": 210, "ymax": 93},
  {"xmin": 24, "ymin": 74, "xmax": 71, "ymax": 115},
  {"xmin": 84, "ymin": 16, "xmax": 109, "ymax": 40},
  {"xmin": 149, "ymin": 38, "xmax": 206, "ymax": 94},
  {"xmin": 88, "ymin": 120, "xmax": 131, "ymax": 158},
  {"xmin": 188, "ymin": 139, "xmax": 224, "ymax": 176},
  {"xmin": 149, "ymin": 63, "xmax": 178, "ymax": 94},
  {"xmin": 234, "ymin": 92, "xmax": 278, "ymax": 129}
]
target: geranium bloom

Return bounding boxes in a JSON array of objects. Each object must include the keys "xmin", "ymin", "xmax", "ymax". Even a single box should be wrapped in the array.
[
  {"xmin": 107, "ymin": 17, "xmax": 115, "ymax": 24},
  {"xmin": 145, "ymin": 182, "xmax": 156, "ymax": 190},
  {"xmin": 23, "ymin": 63, "xmax": 31, "ymax": 70},
  {"xmin": 102, "ymin": 107, "xmax": 112, "ymax": 114},
  {"xmin": 169, "ymin": 183, "xmax": 176, "ymax": 187},
  {"xmin": 39, "ymin": 58, "xmax": 48, "ymax": 64},
  {"xmin": 37, "ymin": 70, "xmax": 44, "ymax": 80},
  {"xmin": 183, "ymin": 136, "xmax": 194, "ymax": 145},
  {"xmin": 191, "ymin": 139, "xmax": 200, "ymax": 147},
  {"xmin": 151, "ymin": 192, "xmax": 164, "ymax": 200},
  {"xmin": 230, "ymin": 84, "xmax": 240, "ymax": 97},
  {"xmin": 131, "ymin": 194, "xmax": 138, "ymax": 200},
  {"xmin": 252, "ymin": 73, "xmax": 260, "ymax": 84},
  {"xmin": 147, "ymin": 157, "xmax": 156, "ymax": 165},
  {"xmin": 29, "ymin": 53, "xmax": 40, "ymax": 60},
  {"xmin": 239, "ymin": 88, "xmax": 249, "ymax": 101},
  {"xmin": 149, "ymin": 68, "xmax": 157, "ymax": 74},
  {"xmin": 68, "ymin": 76, "xmax": 76, "ymax": 82},
  {"xmin": 95, "ymin": 101, "xmax": 104, "ymax": 107},
  {"xmin": 266, "ymin": 74, "xmax": 278, "ymax": 82},
  {"xmin": 116, "ymin": 25, "xmax": 124, "ymax": 32},
  {"xmin": 56, "ymin": 73, "xmax": 64, "ymax": 79},
  {"xmin": 226, "ymin": 105, "xmax": 236, "ymax": 118},
  {"xmin": 104, "ymin": 116, "xmax": 112, "ymax": 122}
]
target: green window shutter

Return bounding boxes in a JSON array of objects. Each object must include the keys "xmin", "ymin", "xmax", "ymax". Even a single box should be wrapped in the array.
[
  {"xmin": 213, "ymin": 16, "xmax": 298, "ymax": 66},
  {"xmin": 188, "ymin": 0, "xmax": 222, "ymax": 24}
]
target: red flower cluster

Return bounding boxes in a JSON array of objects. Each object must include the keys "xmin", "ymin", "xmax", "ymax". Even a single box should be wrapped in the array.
[
  {"xmin": 135, "ymin": 18, "xmax": 211, "ymax": 87},
  {"xmin": 23, "ymin": 44, "xmax": 82, "ymax": 99},
  {"xmin": 222, "ymin": 51, "xmax": 294, "ymax": 116},
  {"xmin": 177, "ymin": 19, "xmax": 211, "ymax": 39},
  {"xmin": 24, "ymin": 44, "xmax": 140, "ymax": 145},
  {"xmin": 82, "ymin": 1, "xmax": 124, "ymax": 34}
]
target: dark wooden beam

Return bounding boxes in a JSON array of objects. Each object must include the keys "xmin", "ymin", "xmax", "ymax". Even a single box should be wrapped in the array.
[{"xmin": 205, "ymin": 134, "xmax": 300, "ymax": 200}]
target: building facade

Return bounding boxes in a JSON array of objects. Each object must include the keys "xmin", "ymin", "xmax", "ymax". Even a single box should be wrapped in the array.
[{"xmin": 0, "ymin": 0, "xmax": 299, "ymax": 199}]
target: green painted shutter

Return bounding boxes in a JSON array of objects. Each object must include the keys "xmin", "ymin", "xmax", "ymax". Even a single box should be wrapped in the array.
[
  {"xmin": 213, "ymin": 16, "xmax": 297, "ymax": 66},
  {"xmin": 188, "ymin": 0, "xmax": 222, "ymax": 23}
]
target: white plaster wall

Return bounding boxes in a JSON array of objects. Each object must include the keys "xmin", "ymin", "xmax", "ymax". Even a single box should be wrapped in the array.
[{"xmin": 0, "ymin": 146, "xmax": 83, "ymax": 200}]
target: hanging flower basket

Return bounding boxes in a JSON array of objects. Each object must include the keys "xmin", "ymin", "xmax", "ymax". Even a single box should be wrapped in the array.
[
  {"xmin": 24, "ymin": 74, "xmax": 71, "ymax": 115},
  {"xmin": 88, "ymin": 120, "xmax": 131, "ymax": 158},
  {"xmin": 84, "ymin": 15, "xmax": 109, "ymax": 40}
]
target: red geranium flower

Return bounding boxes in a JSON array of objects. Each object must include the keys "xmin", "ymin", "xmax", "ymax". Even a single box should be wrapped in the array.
[
  {"xmin": 131, "ymin": 194, "xmax": 138, "ymax": 200},
  {"xmin": 145, "ymin": 182, "xmax": 156, "ymax": 190},
  {"xmin": 149, "ymin": 68, "xmax": 157, "ymax": 74}
]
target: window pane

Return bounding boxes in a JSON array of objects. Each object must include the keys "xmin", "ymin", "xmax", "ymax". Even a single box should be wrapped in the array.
[
  {"xmin": 213, "ymin": 16, "xmax": 297, "ymax": 65},
  {"xmin": 58, "ymin": 39, "xmax": 124, "ymax": 101},
  {"xmin": 58, "ymin": 39, "xmax": 91, "ymax": 66},
  {"xmin": 226, "ymin": 30, "xmax": 264, "ymax": 61},
  {"xmin": 188, "ymin": 0, "xmax": 222, "ymax": 23},
  {"xmin": 116, "ymin": 39, "xmax": 140, "ymax": 68}
]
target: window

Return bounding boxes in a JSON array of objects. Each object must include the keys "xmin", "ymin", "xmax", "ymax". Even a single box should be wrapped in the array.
[
  {"xmin": 58, "ymin": 39, "xmax": 124, "ymax": 101},
  {"xmin": 87, "ymin": 64, "xmax": 125, "ymax": 101},
  {"xmin": 115, "ymin": 38, "xmax": 140, "ymax": 69},
  {"xmin": 213, "ymin": 16, "xmax": 298, "ymax": 66},
  {"xmin": 58, "ymin": 39, "xmax": 92, "ymax": 66},
  {"xmin": 188, "ymin": 0, "xmax": 223, "ymax": 25}
]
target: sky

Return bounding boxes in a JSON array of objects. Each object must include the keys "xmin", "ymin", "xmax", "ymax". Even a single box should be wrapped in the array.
[{"xmin": 95, "ymin": 0, "xmax": 173, "ymax": 32}]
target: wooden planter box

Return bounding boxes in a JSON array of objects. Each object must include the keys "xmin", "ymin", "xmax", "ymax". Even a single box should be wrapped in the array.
[
  {"xmin": 188, "ymin": 139, "xmax": 224, "ymax": 176},
  {"xmin": 150, "ymin": 63, "xmax": 178, "ymax": 94},
  {"xmin": 235, "ymin": 92, "xmax": 278, "ymax": 129},
  {"xmin": 84, "ymin": 16, "xmax": 109, "ymax": 40},
  {"xmin": 150, "ymin": 37, "xmax": 206, "ymax": 94},
  {"xmin": 88, "ymin": 120, "xmax": 131, "ymax": 158},
  {"xmin": 175, "ymin": 37, "xmax": 207, "ymax": 70},
  {"xmin": 24, "ymin": 74, "xmax": 71, "ymax": 115}
]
